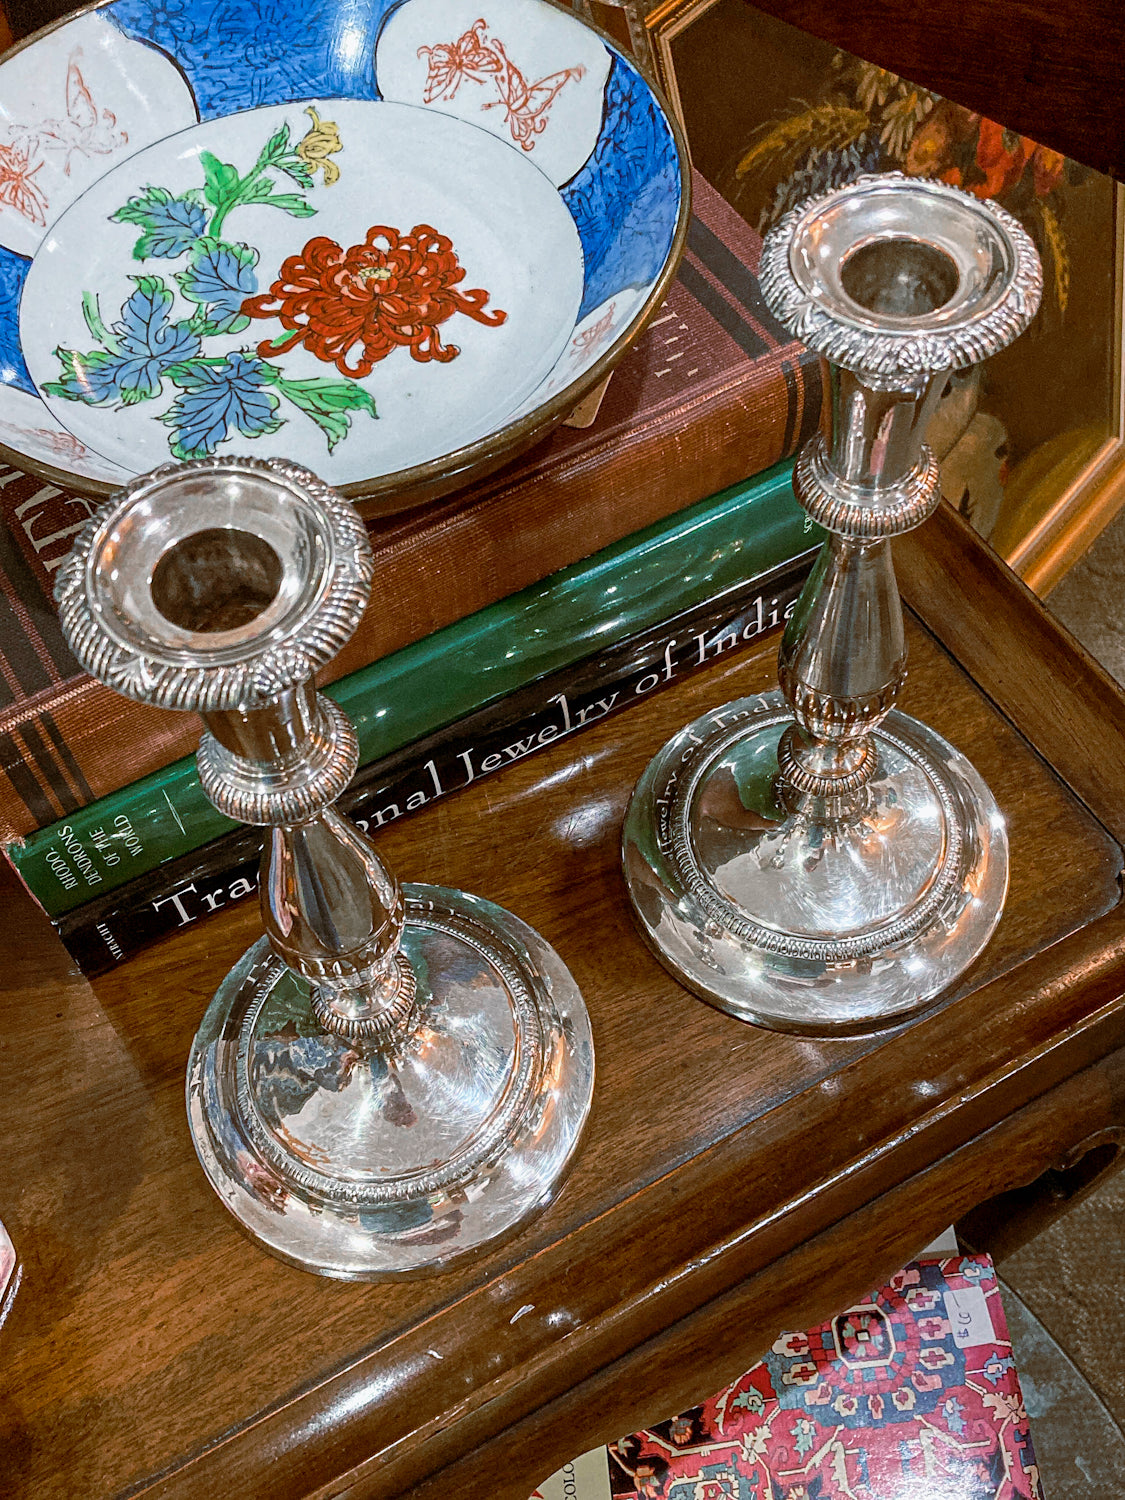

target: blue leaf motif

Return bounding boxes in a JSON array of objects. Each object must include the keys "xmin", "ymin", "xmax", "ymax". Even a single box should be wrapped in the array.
[
  {"xmin": 47, "ymin": 277, "xmax": 201, "ymax": 406},
  {"xmin": 45, "ymin": 347, "xmax": 135, "ymax": 405},
  {"xmin": 114, "ymin": 275, "xmax": 199, "ymax": 359},
  {"xmin": 175, "ymin": 239, "xmax": 259, "ymax": 333},
  {"xmin": 162, "ymin": 352, "xmax": 282, "ymax": 458},
  {"xmin": 145, "ymin": 196, "xmax": 208, "ymax": 257},
  {"xmin": 112, "ymin": 187, "xmax": 209, "ymax": 259}
]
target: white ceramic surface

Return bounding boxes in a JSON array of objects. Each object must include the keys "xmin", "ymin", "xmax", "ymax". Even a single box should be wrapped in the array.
[
  {"xmin": 375, "ymin": 0, "xmax": 613, "ymax": 186},
  {"xmin": 0, "ymin": 12, "xmax": 196, "ymax": 258}
]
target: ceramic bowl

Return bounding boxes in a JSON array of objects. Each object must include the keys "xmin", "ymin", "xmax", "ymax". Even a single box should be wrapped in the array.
[{"xmin": 0, "ymin": 0, "xmax": 688, "ymax": 512}]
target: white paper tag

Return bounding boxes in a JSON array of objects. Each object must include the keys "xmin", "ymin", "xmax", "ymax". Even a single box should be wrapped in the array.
[
  {"xmin": 531, "ymin": 1447, "xmax": 613, "ymax": 1500},
  {"xmin": 921, "ymin": 1225, "xmax": 960, "ymax": 1255},
  {"xmin": 944, "ymin": 1284, "xmax": 995, "ymax": 1348}
]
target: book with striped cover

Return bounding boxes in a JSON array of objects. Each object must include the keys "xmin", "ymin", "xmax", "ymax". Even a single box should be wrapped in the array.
[{"xmin": 0, "ymin": 172, "xmax": 823, "ymax": 840}]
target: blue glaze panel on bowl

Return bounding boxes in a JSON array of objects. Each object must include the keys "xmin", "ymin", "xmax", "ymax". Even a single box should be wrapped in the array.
[
  {"xmin": 107, "ymin": 0, "xmax": 391, "ymax": 115},
  {"xmin": 562, "ymin": 54, "xmax": 680, "ymax": 320}
]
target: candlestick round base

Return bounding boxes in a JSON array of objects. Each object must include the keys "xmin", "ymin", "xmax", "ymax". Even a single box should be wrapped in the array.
[
  {"xmin": 186, "ymin": 884, "xmax": 593, "ymax": 1278},
  {"xmin": 622, "ymin": 691, "xmax": 1008, "ymax": 1033}
]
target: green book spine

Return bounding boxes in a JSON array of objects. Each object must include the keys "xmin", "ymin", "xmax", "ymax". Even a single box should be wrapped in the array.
[
  {"xmin": 7, "ymin": 459, "xmax": 814, "ymax": 917},
  {"xmin": 57, "ymin": 548, "xmax": 815, "ymax": 976}
]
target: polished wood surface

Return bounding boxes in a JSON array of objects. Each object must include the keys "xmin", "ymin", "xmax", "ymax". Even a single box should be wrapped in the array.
[
  {"xmin": 2, "ymin": 505, "xmax": 1125, "ymax": 1498},
  {"xmin": 745, "ymin": 0, "xmax": 1125, "ymax": 181}
]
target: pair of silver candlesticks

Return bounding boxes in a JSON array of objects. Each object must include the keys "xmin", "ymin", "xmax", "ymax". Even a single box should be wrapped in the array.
[{"xmin": 56, "ymin": 176, "xmax": 1041, "ymax": 1278}]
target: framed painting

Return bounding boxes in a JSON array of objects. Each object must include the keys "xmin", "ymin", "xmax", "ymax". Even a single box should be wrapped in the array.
[{"xmin": 646, "ymin": 0, "xmax": 1125, "ymax": 594}]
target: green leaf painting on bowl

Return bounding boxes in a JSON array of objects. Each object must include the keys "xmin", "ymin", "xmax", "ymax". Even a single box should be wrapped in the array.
[
  {"xmin": 43, "ymin": 114, "xmax": 382, "ymax": 460},
  {"xmin": 22, "ymin": 99, "xmax": 583, "ymax": 483}
]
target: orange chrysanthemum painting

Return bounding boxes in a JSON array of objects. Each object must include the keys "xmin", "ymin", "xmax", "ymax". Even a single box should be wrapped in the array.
[{"xmin": 242, "ymin": 223, "xmax": 507, "ymax": 375}]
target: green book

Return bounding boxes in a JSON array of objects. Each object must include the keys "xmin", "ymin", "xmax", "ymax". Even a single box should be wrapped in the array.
[{"xmin": 7, "ymin": 460, "xmax": 815, "ymax": 918}]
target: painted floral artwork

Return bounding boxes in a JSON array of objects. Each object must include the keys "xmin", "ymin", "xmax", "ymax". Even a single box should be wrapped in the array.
[
  {"xmin": 725, "ymin": 55, "xmax": 1077, "ymax": 319},
  {"xmin": 0, "ymin": 0, "xmax": 684, "ymax": 493},
  {"xmin": 417, "ymin": 18, "xmax": 585, "ymax": 152},
  {"xmin": 42, "ymin": 110, "xmax": 506, "ymax": 462},
  {"xmin": 243, "ymin": 224, "xmax": 507, "ymax": 373},
  {"xmin": 0, "ymin": 52, "xmax": 128, "ymax": 227}
]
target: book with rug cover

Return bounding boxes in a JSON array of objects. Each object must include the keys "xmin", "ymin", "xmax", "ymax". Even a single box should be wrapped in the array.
[
  {"xmin": 0, "ymin": 171, "xmax": 824, "ymax": 842},
  {"xmin": 8, "ymin": 457, "xmax": 814, "ymax": 919},
  {"xmin": 532, "ymin": 1252, "xmax": 1043, "ymax": 1500},
  {"xmin": 56, "ymin": 545, "xmax": 814, "ymax": 975}
]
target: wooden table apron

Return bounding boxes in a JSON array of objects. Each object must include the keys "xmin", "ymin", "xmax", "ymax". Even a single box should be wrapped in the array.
[{"xmin": 1, "ymin": 504, "xmax": 1123, "ymax": 1500}]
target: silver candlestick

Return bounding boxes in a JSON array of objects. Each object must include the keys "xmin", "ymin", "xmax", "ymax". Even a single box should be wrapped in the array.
[
  {"xmin": 56, "ymin": 456, "xmax": 594, "ymax": 1277},
  {"xmin": 623, "ymin": 174, "xmax": 1042, "ymax": 1032}
]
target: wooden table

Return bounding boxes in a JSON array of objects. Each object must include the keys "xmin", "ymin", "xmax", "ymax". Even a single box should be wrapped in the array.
[{"xmin": 2, "ymin": 504, "xmax": 1125, "ymax": 1499}]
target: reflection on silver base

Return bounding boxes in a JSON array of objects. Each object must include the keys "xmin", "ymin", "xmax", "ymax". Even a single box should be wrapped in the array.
[
  {"xmin": 622, "ymin": 692, "xmax": 1008, "ymax": 1033},
  {"xmin": 187, "ymin": 883, "xmax": 594, "ymax": 1278}
]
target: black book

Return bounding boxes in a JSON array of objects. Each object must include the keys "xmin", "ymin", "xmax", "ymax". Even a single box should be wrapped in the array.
[{"xmin": 57, "ymin": 549, "xmax": 815, "ymax": 975}]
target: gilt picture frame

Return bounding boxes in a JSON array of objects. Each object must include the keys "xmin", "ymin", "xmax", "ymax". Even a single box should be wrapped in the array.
[{"xmin": 646, "ymin": 0, "xmax": 1125, "ymax": 594}]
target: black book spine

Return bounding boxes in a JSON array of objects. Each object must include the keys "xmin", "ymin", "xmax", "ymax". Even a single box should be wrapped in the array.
[{"xmin": 56, "ymin": 550, "xmax": 816, "ymax": 975}]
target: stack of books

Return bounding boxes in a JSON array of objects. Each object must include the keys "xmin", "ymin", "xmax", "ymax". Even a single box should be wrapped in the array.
[
  {"xmin": 0, "ymin": 173, "xmax": 826, "ymax": 974},
  {"xmin": 532, "ymin": 1251, "xmax": 1044, "ymax": 1500}
]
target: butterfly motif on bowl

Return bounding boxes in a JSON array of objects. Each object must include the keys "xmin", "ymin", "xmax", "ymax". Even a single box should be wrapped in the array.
[
  {"xmin": 0, "ymin": 51, "xmax": 127, "ymax": 227},
  {"xmin": 417, "ymin": 19, "xmax": 585, "ymax": 152}
]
